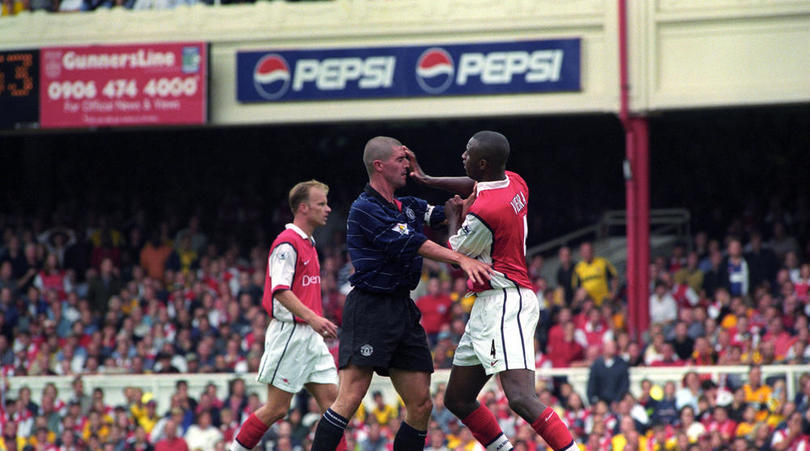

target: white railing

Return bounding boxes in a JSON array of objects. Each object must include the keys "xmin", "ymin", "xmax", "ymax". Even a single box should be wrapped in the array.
[
  {"xmin": 526, "ymin": 208, "xmax": 691, "ymax": 259},
  {"xmin": 6, "ymin": 364, "xmax": 809, "ymax": 412}
]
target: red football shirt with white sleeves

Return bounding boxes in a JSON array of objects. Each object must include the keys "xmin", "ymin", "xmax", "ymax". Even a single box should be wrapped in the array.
[
  {"xmin": 450, "ymin": 171, "xmax": 533, "ymax": 292},
  {"xmin": 262, "ymin": 224, "xmax": 322, "ymax": 323}
]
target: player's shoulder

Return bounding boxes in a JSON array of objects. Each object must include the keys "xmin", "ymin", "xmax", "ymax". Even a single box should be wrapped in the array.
[
  {"xmin": 272, "ymin": 229, "xmax": 304, "ymax": 249},
  {"xmin": 275, "ymin": 228, "xmax": 300, "ymax": 241},
  {"xmin": 467, "ymin": 190, "xmax": 505, "ymax": 224},
  {"xmin": 350, "ymin": 192, "xmax": 382, "ymax": 214},
  {"xmin": 506, "ymin": 170, "xmax": 526, "ymax": 184},
  {"xmin": 398, "ymin": 196, "xmax": 428, "ymax": 215},
  {"xmin": 469, "ymin": 181, "xmax": 513, "ymax": 217},
  {"xmin": 351, "ymin": 191, "xmax": 373, "ymax": 208},
  {"xmin": 506, "ymin": 171, "xmax": 529, "ymax": 192},
  {"xmin": 397, "ymin": 195, "xmax": 426, "ymax": 207},
  {"xmin": 269, "ymin": 239, "xmax": 298, "ymax": 262}
]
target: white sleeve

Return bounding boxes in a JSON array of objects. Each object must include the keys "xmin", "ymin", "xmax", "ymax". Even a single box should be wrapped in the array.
[
  {"xmin": 268, "ymin": 243, "xmax": 296, "ymax": 293},
  {"xmin": 449, "ymin": 214, "xmax": 492, "ymax": 259},
  {"xmin": 424, "ymin": 205, "xmax": 435, "ymax": 225}
]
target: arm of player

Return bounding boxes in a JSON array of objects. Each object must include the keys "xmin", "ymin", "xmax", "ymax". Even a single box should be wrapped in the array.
[
  {"xmin": 268, "ymin": 243, "xmax": 337, "ymax": 338},
  {"xmin": 417, "ymin": 240, "xmax": 491, "ymax": 286},
  {"xmin": 407, "ymin": 197, "xmax": 446, "ymax": 228},
  {"xmin": 444, "ymin": 195, "xmax": 463, "ymax": 233},
  {"xmin": 449, "ymin": 213, "xmax": 491, "ymax": 259},
  {"xmin": 405, "ymin": 148, "xmax": 475, "ymax": 197},
  {"xmin": 446, "ymin": 186, "xmax": 477, "ymax": 235},
  {"xmin": 274, "ymin": 290, "xmax": 338, "ymax": 339}
]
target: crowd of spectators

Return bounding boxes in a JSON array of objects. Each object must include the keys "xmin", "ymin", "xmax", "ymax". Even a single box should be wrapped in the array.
[
  {"xmin": 1, "ymin": 191, "xmax": 809, "ymax": 450},
  {"xmin": 1, "ymin": 0, "xmax": 317, "ymax": 15}
]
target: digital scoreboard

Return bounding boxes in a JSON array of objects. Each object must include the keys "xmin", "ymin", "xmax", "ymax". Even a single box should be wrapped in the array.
[{"xmin": 0, "ymin": 49, "xmax": 40, "ymax": 130}]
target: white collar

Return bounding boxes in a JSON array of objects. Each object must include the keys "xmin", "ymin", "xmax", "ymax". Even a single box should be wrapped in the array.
[
  {"xmin": 285, "ymin": 223, "xmax": 315, "ymax": 245},
  {"xmin": 476, "ymin": 176, "xmax": 509, "ymax": 194}
]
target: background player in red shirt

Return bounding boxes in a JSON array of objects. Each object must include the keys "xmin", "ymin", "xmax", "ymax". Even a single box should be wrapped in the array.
[
  {"xmin": 231, "ymin": 180, "xmax": 344, "ymax": 451},
  {"xmin": 408, "ymin": 131, "xmax": 578, "ymax": 451}
]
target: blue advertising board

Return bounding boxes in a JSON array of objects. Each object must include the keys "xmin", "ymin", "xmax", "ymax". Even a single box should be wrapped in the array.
[{"xmin": 236, "ymin": 39, "xmax": 580, "ymax": 102}]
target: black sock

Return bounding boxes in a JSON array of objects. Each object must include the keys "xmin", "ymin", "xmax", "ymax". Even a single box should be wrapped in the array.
[
  {"xmin": 393, "ymin": 421, "xmax": 427, "ymax": 451},
  {"xmin": 311, "ymin": 408, "xmax": 348, "ymax": 451}
]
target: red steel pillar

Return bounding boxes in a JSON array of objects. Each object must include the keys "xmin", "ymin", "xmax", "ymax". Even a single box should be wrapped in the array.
[
  {"xmin": 618, "ymin": 0, "xmax": 650, "ymax": 341},
  {"xmin": 635, "ymin": 118, "xmax": 650, "ymax": 337}
]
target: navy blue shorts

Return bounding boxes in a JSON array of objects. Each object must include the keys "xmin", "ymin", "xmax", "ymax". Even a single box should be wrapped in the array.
[{"xmin": 338, "ymin": 288, "xmax": 433, "ymax": 376}]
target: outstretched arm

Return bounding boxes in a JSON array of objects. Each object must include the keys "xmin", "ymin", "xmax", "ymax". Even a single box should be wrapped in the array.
[
  {"xmin": 418, "ymin": 240, "xmax": 491, "ymax": 286},
  {"xmin": 405, "ymin": 148, "xmax": 475, "ymax": 197}
]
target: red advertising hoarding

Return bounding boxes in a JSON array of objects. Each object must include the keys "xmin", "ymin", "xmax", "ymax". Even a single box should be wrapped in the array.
[{"xmin": 40, "ymin": 42, "xmax": 207, "ymax": 129}]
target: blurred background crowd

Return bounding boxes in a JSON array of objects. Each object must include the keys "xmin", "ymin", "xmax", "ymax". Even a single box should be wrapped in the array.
[
  {"xmin": 0, "ymin": 0, "xmax": 318, "ymax": 16},
  {"xmin": 1, "ymin": 179, "xmax": 809, "ymax": 450}
]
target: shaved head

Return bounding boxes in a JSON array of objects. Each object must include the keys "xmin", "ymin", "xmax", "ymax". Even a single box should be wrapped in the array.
[
  {"xmin": 469, "ymin": 130, "xmax": 509, "ymax": 171},
  {"xmin": 363, "ymin": 136, "xmax": 402, "ymax": 178}
]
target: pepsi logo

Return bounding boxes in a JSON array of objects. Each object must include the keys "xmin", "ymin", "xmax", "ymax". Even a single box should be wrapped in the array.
[
  {"xmin": 253, "ymin": 54, "xmax": 291, "ymax": 100},
  {"xmin": 415, "ymin": 47, "xmax": 454, "ymax": 94}
]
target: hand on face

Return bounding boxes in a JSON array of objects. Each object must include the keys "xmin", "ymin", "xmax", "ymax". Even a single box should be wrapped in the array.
[{"xmin": 404, "ymin": 148, "xmax": 429, "ymax": 185}]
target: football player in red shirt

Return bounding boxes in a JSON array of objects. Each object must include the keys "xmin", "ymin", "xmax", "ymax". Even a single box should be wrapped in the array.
[{"xmin": 408, "ymin": 131, "xmax": 578, "ymax": 451}]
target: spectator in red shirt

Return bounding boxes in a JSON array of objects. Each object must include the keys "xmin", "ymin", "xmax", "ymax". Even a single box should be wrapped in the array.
[
  {"xmin": 770, "ymin": 411, "xmax": 809, "ymax": 451},
  {"xmin": 546, "ymin": 307, "xmax": 571, "ymax": 345},
  {"xmin": 795, "ymin": 263, "xmax": 810, "ymax": 301},
  {"xmin": 706, "ymin": 406, "xmax": 737, "ymax": 441},
  {"xmin": 575, "ymin": 305, "xmax": 613, "ymax": 351},
  {"xmin": 139, "ymin": 230, "xmax": 173, "ymax": 281},
  {"xmin": 90, "ymin": 229, "xmax": 122, "ymax": 270},
  {"xmin": 415, "ymin": 277, "xmax": 453, "ymax": 346},
  {"xmin": 546, "ymin": 321, "xmax": 584, "ymax": 367},
  {"xmin": 649, "ymin": 343, "xmax": 684, "ymax": 367},
  {"xmin": 33, "ymin": 254, "xmax": 67, "ymax": 299},
  {"xmin": 762, "ymin": 316, "xmax": 797, "ymax": 361},
  {"xmin": 155, "ymin": 418, "xmax": 189, "ymax": 451}
]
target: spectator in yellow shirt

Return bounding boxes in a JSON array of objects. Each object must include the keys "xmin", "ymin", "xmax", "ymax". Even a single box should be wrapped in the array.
[
  {"xmin": 743, "ymin": 365, "xmax": 772, "ymax": 421},
  {"xmin": 611, "ymin": 416, "xmax": 647, "ymax": 451},
  {"xmin": 735, "ymin": 405, "xmax": 757, "ymax": 438},
  {"xmin": 447, "ymin": 428, "xmax": 484, "ymax": 451},
  {"xmin": 573, "ymin": 242, "xmax": 618, "ymax": 306},
  {"xmin": 82, "ymin": 410, "xmax": 111, "ymax": 442},
  {"xmin": 138, "ymin": 398, "xmax": 161, "ymax": 434},
  {"xmin": 1, "ymin": 0, "xmax": 25, "ymax": 16},
  {"xmin": 18, "ymin": 426, "xmax": 56, "ymax": 450},
  {"xmin": 369, "ymin": 391, "xmax": 398, "ymax": 426},
  {"xmin": 674, "ymin": 251, "xmax": 704, "ymax": 294}
]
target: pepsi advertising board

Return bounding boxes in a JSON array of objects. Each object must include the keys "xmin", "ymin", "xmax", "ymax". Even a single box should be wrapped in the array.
[{"xmin": 237, "ymin": 38, "xmax": 580, "ymax": 103}]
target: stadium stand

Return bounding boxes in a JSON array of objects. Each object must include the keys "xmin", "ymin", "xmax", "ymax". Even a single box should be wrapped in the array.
[{"xmin": 1, "ymin": 186, "xmax": 809, "ymax": 450}]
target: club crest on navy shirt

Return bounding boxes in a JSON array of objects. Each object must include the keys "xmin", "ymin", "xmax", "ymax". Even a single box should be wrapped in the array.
[{"xmin": 392, "ymin": 223, "xmax": 410, "ymax": 235}]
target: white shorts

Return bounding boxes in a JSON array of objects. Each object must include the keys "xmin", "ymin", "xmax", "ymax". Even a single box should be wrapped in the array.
[
  {"xmin": 453, "ymin": 287, "xmax": 539, "ymax": 375},
  {"xmin": 257, "ymin": 319, "xmax": 338, "ymax": 393}
]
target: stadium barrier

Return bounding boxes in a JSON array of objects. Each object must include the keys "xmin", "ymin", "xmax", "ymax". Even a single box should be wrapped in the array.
[{"xmin": 6, "ymin": 364, "xmax": 809, "ymax": 411}]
